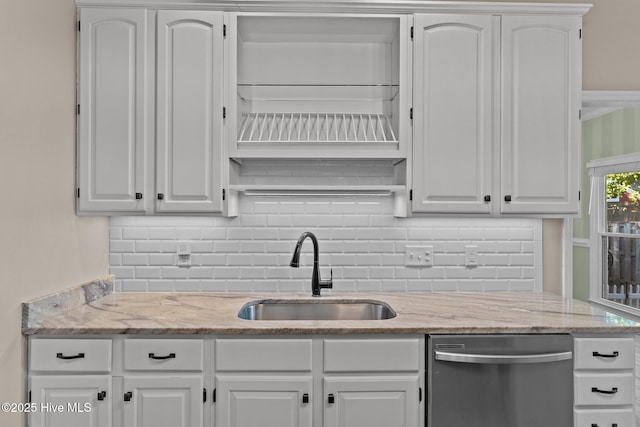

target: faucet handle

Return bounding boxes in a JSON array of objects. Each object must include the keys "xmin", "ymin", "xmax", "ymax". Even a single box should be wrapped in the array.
[{"xmin": 320, "ymin": 269, "xmax": 333, "ymax": 290}]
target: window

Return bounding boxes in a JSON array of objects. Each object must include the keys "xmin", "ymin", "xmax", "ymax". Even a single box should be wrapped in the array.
[{"xmin": 589, "ymin": 153, "xmax": 640, "ymax": 315}]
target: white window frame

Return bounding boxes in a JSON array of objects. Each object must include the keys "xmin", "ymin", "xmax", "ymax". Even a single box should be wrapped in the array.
[{"xmin": 588, "ymin": 151, "xmax": 640, "ymax": 317}]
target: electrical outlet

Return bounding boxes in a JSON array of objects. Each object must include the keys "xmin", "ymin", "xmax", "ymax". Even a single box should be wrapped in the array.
[
  {"xmin": 465, "ymin": 245, "xmax": 479, "ymax": 267},
  {"xmin": 405, "ymin": 245, "xmax": 433, "ymax": 267},
  {"xmin": 176, "ymin": 242, "xmax": 191, "ymax": 268}
]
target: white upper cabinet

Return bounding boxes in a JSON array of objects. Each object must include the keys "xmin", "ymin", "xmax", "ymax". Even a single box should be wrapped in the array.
[
  {"xmin": 77, "ymin": 8, "xmax": 149, "ymax": 213},
  {"xmin": 501, "ymin": 15, "xmax": 582, "ymax": 215},
  {"xmin": 412, "ymin": 14, "xmax": 495, "ymax": 214},
  {"xmin": 411, "ymin": 13, "xmax": 582, "ymax": 216},
  {"xmin": 156, "ymin": 11, "xmax": 224, "ymax": 213},
  {"xmin": 76, "ymin": 2, "xmax": 588, "ymax": 217}
]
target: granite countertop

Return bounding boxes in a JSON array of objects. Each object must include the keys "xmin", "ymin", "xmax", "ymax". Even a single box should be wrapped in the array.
[{"xmin": 22, "ymin": 276, "xmax": 640, "ymax": 335}]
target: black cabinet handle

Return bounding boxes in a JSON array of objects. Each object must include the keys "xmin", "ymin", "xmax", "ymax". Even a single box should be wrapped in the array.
[
  {"xmin": 148, "ymin": 352, "xmax": 176, "ymax": 360},
  {"xmin": 484, "ymin": 195, "xmax": 491, "ymax": 202},
  {"xmin": 504, "ymin": 195, "xmax": 512, "ymax": 202},
  {"xmin": 302, "ymin": 393, "xmax": 309, "ymax": 404},
  {"xmin": 124, "ymin": 392, "xmax": 132, "ymax": 402},
  {"xmin": 56, "ymin": 352, "xmax": 85, "ymax": 360},
  {"xmin": 157, "ymin": 193, "xmax": 165, "ymax": 200},
  {"xmin": 97, "ymin": 391, "xmax": 107, "ymax": 401},
  {"xmin": 592, "ymin": 424, "xmax": 618, "ymax": 427},
  {"xmin": 135, "ymin": 193, "xmax": 143, "ymax": 200},
  {"xmin": 592, "ymin": 351, "xmax": 619, "ymax": 358},
  {"xmin": 591, "ymin": 387, "xmax": 618, "ymax": 395},
  {"xmin": 328, "ymin": 394, "xmax": 335, "ymax": 404}
]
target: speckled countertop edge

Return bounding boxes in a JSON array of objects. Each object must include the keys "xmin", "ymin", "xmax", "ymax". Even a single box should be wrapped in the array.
[
  {"xmin": 22, "ymin": 275, "xmax": 113, "ymax": 330},
  {"xmin": 22, "ymin": 285, "xmax": 640, "ymax": 335}
]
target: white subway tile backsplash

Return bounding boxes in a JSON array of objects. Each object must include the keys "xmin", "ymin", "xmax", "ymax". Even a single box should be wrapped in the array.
[
  {"xmin": 148, "ymin": 280, "xmax": 175, "ymax": 292},
  {"xmin": 123, "ymin": 228, "xmax": 148, "ymax": 240},
  {"xmin": 148, "ymin": 228, "xmax": 175, "ymax": 240},
  {"xmin": 111, "ymin": 240, "xmax": 135, "ymax": 253},
  {"xmin": 121, "ymin": 280, "xmax": 148, "ymax": 292},
  {"xmin": 109, "ymin": 197, "xmax": 542, "ymax": 293},
  {"xmin": 135, "ymin": 241, "xmax": 164, "ymax": 253}
]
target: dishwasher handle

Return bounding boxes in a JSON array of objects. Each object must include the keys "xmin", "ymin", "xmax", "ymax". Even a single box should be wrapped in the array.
[{"xmin": 435, "ymin": 350, "xmax": 573, "ymax": 364}]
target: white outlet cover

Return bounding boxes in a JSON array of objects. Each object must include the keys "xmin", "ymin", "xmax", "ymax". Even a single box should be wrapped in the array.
[
  {"xmin": 176, "ymin": 241, "xmax": 191, "ymax": 268},
  {"xmin": 465, "ymin": 245, "xmax": 479, "ymax": 267},
  {"xmin": 405, "ymin": 245, "xmax": 433, "ymax": 268}
]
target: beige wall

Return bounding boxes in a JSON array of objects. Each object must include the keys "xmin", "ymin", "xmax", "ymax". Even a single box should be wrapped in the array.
[
  {"xmin": 0, "ymin": 0, "xmax": 109, "ymax": 426},
  {"xmin": 0, "ymin": 0, "xmax": 638, "ymax": 425},
  {"xmin": 464, "ymin": 0, "xmax": 640, "ymax": 90}
]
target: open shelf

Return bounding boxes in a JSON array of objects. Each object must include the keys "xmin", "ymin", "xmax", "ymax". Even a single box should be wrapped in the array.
[
  {"xmin": 231, "ymin": 14, "xmax": 406, "ymax": 156},
  {"xmin": 229, "ymin": 184, "xmax": 405, "ymax": 195}
]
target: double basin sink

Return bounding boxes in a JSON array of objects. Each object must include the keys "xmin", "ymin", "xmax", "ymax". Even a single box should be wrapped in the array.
[{"xmin": 238, "ymin": 299, "xmax": 396, "ymax": 321}]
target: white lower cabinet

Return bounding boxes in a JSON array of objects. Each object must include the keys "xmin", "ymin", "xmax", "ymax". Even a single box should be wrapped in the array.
[
  {"xmin": 28, "ymin": 339, "xmax": 113, "ymax": 427},
  {"xmin": 42, "ymin": 334, "xmax": 640, "ymax": 426},
  {"xmin": 30, "ymin": 375, "xmax": 112, "ymax": 427},
  {"xmin": 122, "ymin": 376, "xmax": 203, "ymax": 427},
  {"xmin": 120, "ymin": 339, "xmax": 205, "ymax": 427},
  {"xmin": 215, "ymin": 376, "xmax": 313, "ymax": 427},
  {"xmin": 573, "ymin": 335, "xmax": 636, "ymax": 427},
  {"xmin": 323, "ymin": 376, "xmax": 420, "ymax": 427}
]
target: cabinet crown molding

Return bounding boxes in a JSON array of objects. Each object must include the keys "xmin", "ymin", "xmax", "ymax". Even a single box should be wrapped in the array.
[{"xmin": 76, "ymin": 0, "xmax": 592, "ymax": 15}]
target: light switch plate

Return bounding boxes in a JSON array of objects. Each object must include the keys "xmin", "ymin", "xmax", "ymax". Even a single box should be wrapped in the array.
[{"xmin": 405, "ymin": 245, "xmax": 433, "ymax": 267}]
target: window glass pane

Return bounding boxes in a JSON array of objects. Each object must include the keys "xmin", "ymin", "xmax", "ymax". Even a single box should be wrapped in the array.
[
  {"xmin": 606, "ymin": 172, "xmax": 640, "ymax": 227},
  {"xmin": 603, "ymin": 235, "xmax": 640, "ymax": 309}
]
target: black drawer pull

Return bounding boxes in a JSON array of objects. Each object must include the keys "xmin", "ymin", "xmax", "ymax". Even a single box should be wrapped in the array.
[
  {"xmin": 484, "ymin": 195, "xmax": 491, "ymax": 202},
  {"xmin": 591, "ymin": 387, "xmax": 618, "ymax": 395},
  {"xmin": 302, "ymin": 393, "xmax": 309, "ymax": 404},
  {"xmin": 56, "ymin": 352, "xmax": 85, "ymax": 360},
  {"xmin": 504, "ymin": 195, "xmax": 512, "ymax": 202},
  {"xmin": 124, "ymin": 392, "xmax": 132, "ymax": 402},
  {"xmin": 592, "ymin": 351, "xmax": 619, "ymax": 358},
  {"xmin": 148, "ymin": 352, "xmax": 176, "ymax": 360},
  {"xmin": 328, "ymin": 394, "xmax": 335, "ymax": 404},
  {"xmin": 97, "ymin": 391, "xmax": 107, "ymax": 401},
  {"xmin": 592, "ymin": 424, "xmax": 618, "ymax": 427}
]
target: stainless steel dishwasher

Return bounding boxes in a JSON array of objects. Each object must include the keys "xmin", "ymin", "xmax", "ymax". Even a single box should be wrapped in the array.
[{"xmin": 427, "ymin": 334, "xmax": 574, "ymax": 427}]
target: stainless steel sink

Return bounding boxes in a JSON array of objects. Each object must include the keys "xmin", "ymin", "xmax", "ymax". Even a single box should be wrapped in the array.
[{"xmin": 238, "ymin": 299, "xmax": 396, "ymax": 321}]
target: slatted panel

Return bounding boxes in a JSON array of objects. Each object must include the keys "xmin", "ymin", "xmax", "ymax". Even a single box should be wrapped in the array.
[{"xmin": 238, "ymin": 113, "xmax": 397, "ymax": 144}]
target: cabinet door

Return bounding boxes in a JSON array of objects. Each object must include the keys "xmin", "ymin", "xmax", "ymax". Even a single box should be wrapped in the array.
[
  {"xmin": 501, "ymin": 15, "xmax": 581, "ymax": 214},
  {"xmin": 30, "ymin": 375, "xmax": 111, "ymax": 427},
  {"xmin": 156, "ymin": 11, "xmax": 224, "ymax": 213},
  {"xmin": 216, "ymin": 376, "xmax": 312, "ymax": 427},
  {"xmin": 324, "ymin": 376, "xmax": 420, "ymax": 427},
  {"xmin": 122, "ymin": 376, "xmax": 203, "ymax": 427},
  {"xmin": 412, "ymin": 14, "xmax": 495, "ymax": 213},
  {"xmin": 77, "ymin": 8, "xmax": 149, "ymax": 213}
]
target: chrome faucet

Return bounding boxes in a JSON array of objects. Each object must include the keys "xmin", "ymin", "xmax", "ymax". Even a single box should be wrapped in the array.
[{"xmin": 289, "ymin": 231, "xmax": 333, "ymax": 297}]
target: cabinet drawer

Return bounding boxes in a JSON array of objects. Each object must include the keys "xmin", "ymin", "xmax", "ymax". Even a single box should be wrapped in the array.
[
  {"xmin": 575, "ymin": 408, "xmax": 634, "ymax": 427},
  {"xmin": 124, "ymin": 339, "xmax": 203, "ymax": 371},
  {"xmin": 574, "ymin": 337, "xmax": 634, "ymax": 370},
  {"xmin": 30, "ymin": 339, "xmax": 112, "ymax": 372},
  {"xmin": 324, "ymin": 339, "xmax": 420, "ymax": 372},
  {"xmin": 215, "ymin": 339, "xmax": 312, "ymax": 371},
  {"xmin": 574, "ymin": 373, "xmax": 634, "ymax": 406}
]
